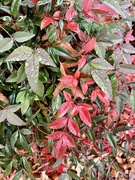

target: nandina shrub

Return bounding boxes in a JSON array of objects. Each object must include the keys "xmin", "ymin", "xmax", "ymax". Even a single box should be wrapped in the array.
[{"xmin": 0, "ymin": 0, "xmax": 135, "ymax": 179}]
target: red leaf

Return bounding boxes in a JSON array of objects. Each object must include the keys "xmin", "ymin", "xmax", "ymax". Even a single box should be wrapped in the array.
[
  {"xmin": 82, "ymin": 78, "xmax": 95, "ymax": 94},
  {"xmin": 91, "ymin": 4, "xmax": 118, "ymax": 16},
  {"xmin": 40, "ymin": 17, "xmax": 53, "ymax": 30},
  {"xmin": 42, "ymin": 147, "xmax": 48, "ymax": 154},
  {"xmin": 55, "ymin": 138, "xmax": 67, "ymax": 159},
  {"xmin": 68, "ymin": 118, "xmax": 80, "ymax": 137},
  {"xmin": 66, "ymin": 5, "xmax": 75, "ymax": 22},
  {"xmin": 53, "ymin": 11, "xmax": 61, "ymax": 20},
  {"xmin": 31, "ymin": 0, "xmax": 39, "ymax": 5},
  {"xmin": 46, "ymin": 131, "xmax": 63, "ymax": 140},
  {"xmin": 67, "ymin": 22, "xmax": 80, "ymax": 33},
  {"xmin": 63, "ymin": 91, "xmax": 72, "ymax": 101},
  {"xmin": 63, "ymin": 133, "xmax": 75, "ymax": 147},
  {"xmin": 91, "ymin": 89, "xmax": 97, "ymax": 102},
  {"xmin": 84, "ymin": 38, "xmax": 96, "ymax": 54},
  {"xmin": 49, "ymin": 117, "xmax": 68, "ymax": 129},
  {"xmin": 58, "ymin": 75, "xmax": 75, "ymax": 83},
  {"xmin": 57, "ymin": 102, "xmax": 71, "ymax": 118},
  {"xmin": 79, "ymin": 108, "xmax": 92, "ymax": 127},
  {"xmin": 71, "ymin": 106, "xmax": 79, "ymax": 116},
  {"xmin": 82, "ymin": 0, "xmax": 93, "ymax": 13},
  {"xmin": 79, "ymin": 103, "xmax": 93, "ymax": 110},
  {"xmin": 78, "ymin": 55, "xmax": 86, "ymax": 70},
  {"xmin": 57, "ymin": 164, "xmax": 67, "ymax": 173}
]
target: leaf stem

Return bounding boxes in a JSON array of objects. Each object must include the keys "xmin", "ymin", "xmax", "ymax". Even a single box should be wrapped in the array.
[{"xmin": 0, "ymin": 25, "xmax": 19, "ymax": 47}]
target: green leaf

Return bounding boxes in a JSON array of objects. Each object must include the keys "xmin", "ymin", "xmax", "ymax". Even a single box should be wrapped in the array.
[
  {"xmin": 6, "ymin": 71, "xmax": 17, "ymax": 82},
  {"xmin": 116, "ymin": 96, "xmax": 123, "ymax": 118},
  {"xmin": 0, "ymin": 5, "xmax": 11, "ymax": 14},
  {"xmin": 51, "ymin": 45, "xmax": 74, "ymax": 59},
  {"xmin": 20, "ymin": 128, "xmax": 33, "ymax": 135},
  {"xmin": 58, "ymin": 173, "xmax": 72, "ymax": 180},
  {"xmin": 11, "ymin": 0, "xmax": 21, "ymax": 18},
  {"xmin": 35, "ymin": 80, "xmax": 44, "ymax": 97},
  {"xmin": 16, "ymin": 91, "xmax": 25, "ymax": 103},
  {"xmin": 113, "ymin": 163, "xmax": 128, "ymax": 178},
  {"xmin": 48, "ymin": 27, "xmax": 56, "ymax": 43},
  {"xmin": 5, "ymin": 162, "xmax": 12, "ymax": 176},
  {"xmin": 16, "ymin": 63, "xmax": 27, "ymax": 83},
  {"xmin": 22, "ymin": 157, "xmax": 32, "ymax": 172},
  {"xmin": 91, "ymin": 69, "xmax": 112, "ymax": 99},
  {"xmin": 21, "ymin": 94, "xmax": 30, "ymax": 115},
  {"xmin": 115, "ymin": 126, "xmax": 134, "ymax": 132},
  {"xmin": 0, "ymin": 152, "xmax": 5, "ymax": 156},
  {"xmin": 19, "ymin": 134, "xmax": 32, "ymax": 153},
  {"xmin": 12, "ymin": 170, "xmax": 22, "ymax": 180},
  {"xmin": 130, "ymin": 89, "xmax": 135, "ymax": 114},
  {"xmin": 52, "ymin": 95, "xmax": 62, "ymax": 115},
  {"xmin": 87, "ymin": 129, "xmax": 95, "ymax": 144},
  {"xmin": 5, "ymin": 46, "xmax": 33, "ymax": 62},
  {"xmin": 13, "ymin": 31, "xmax": 35, "ymax": 42},
  {"xmin": 25, "ymin": 53, "xmax": 40, "ymax": 94},
  {"xmin": 95, "ymin": 43, "xmax": 105, "ymax": 58},
  {"xmin": 90, "ymin": 58, "xmax": 114, "ymax": 70},
  {"xmin": 10, "ymin": 131, "xmax": 18, "ymax": 148},
  {"xmin": 69, "ymin": 171, "xmax": 79, "ymax": 179},
  {"xmin": 105, "ymin": 131, "xmax": 116, "ymax": 150},
  {"xmin": 121, "ymin": 43, "xmax": 135, "ymax": 54},
  {"xmin": 7, "ymin": 112, "xmax": 26, "ymax": 126},
  {"xmin": 45, "ymin": 85, "xmax": 54, "ymax": 96},
  {"xmin": 24, "ymin": 171, "xmax": 36, "ymax": 180},
  {"xmin": 36, "ymin": 48, "xmax": 56, "ymax": 67},
  {"xmin": 5, "ymin": 104, "xmax": 22, "ymax": 112},
  {"xmin": 0, "ymin": 38, "xmax": 13, "ymax": 53},
  {"xmin": 51, "ymin": 158, "xmax": 62, "ymax": 169},
  {"xmin": 119, "ymin": 64, "xmax": 135, "ymax": 74}
]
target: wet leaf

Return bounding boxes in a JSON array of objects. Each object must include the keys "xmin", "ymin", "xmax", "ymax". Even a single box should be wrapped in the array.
[
  {"xmin": 91, "ymin": 69, "xmax": 112, "ymax": 99},
  {"xmin": 52, "ymin": 45, "xmax": 73, "ymax": 59},
  {"xmin": 90, "ymin": 58, "xmax": 114, "ymax": 70},
  {"xmin": 5, "ymin": 46, "xmax": 33, "ymax": 62},
  {"xmin": 10, "ymin": 131, "xmax": 18, "ymax": 148}
]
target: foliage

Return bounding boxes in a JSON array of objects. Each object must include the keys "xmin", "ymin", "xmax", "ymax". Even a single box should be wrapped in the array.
[{"xmin": 0, "ymin": 0, "xmax": 135, "ymax": 179}]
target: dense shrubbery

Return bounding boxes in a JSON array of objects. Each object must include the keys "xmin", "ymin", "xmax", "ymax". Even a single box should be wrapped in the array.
[{"xmin": 0, "ymin": 0, "xmax": 135, "ymax": 179}]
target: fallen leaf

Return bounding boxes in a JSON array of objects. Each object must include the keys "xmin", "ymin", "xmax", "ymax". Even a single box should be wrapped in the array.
[
  {"xmin": 0, "ymin": 92, "xmax": 9, "ymax": 104},
  {"xmin": 58, "ymin": 42, "xmax": 81, "ymax": 57}
]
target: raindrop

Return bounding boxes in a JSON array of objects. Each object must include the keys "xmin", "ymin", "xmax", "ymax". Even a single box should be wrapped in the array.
[{"xmin": 25, "ymin": 62, "xmax": 29, "ymax": 66}]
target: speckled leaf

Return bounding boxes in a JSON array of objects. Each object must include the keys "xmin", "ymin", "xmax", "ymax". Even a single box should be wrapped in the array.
[
  {"xmin": 91, "ymin": 69, "xmax": 112, "ymax": 99},
  {"xmin": 0, "ymin": 38, "xmax": 13, "ymax": 53},
  {"xmin": 119, "ymin": 64, "xmax": 135, "ymax": 74},
  {"xmin": 25, "ymin": 53, "xmax": 40, "ymax": 94},
  {"xmin": 90, "ymin": 58, "xmax": 114, "ymax": 70},
  {"xmin": 5, "ymin": 46, "xmax": 33, "ymax": 62},
  {"xmin": 95, "ymin": 43, "xmax": 105, "ymax": 58},
  {"xmin": 36, "ymin": 48, "xmax": 56, "ymax": 67}
]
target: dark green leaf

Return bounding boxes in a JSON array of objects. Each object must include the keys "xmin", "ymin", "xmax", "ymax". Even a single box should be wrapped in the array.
[
  {"xmin": 17, "ymin": 63, "xmax": 27, "ymax": 83},
  {"xmin": 105, "ymin": 131, "xmax": 116, "ymax": 149},
  {"xmin": 69, "ymin": 171, "xmax": 79, "ymax": 179},
  {"xmin": 52, "ymin": 95, "xmax": 62, "ymax": 114},
  {"xmin": 6, "ymin": 71, "xmax": 17, "ymax": 82},
  {"xmin": 51, "ymin": 158, "xmax": 62, "ymax": 169},
  {"xmin": 10, "ymin": 131, "xmax": 18, "ymax": 148},
  {"xmin": 21, "ymin": 128, "xmax": 33, "ymax": 135},
  {"xmin": 19, "ymin": 134, "xmax": 32, "ymax": 153},
  {"xmin": 87, "ymin": 129, "xmax": 95, "ymax": 144},
  {"xmin": 115, "ymin": 126, "xmax": 134, "ymax": 132},
  {"xmin": 24, "ymin": 171, "xmax": 36, "ymax": 180},
  {"xmin": 22, "ymin": 157, "xmax": 32, "ymax": 172},
  {"xmin": 113, "ymin": 163, "xmax": 128, "ymax": 178},
  {"xmin": 52, "ymin": 45, "xmax": 73, "ymax": 59},
  {"xmin": 116, "ymin": 96, "xmax": 123, "ymax": 117}
]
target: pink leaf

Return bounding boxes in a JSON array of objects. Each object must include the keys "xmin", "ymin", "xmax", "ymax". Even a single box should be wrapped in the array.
[
  {"xmin": 125, "ymin": 30, "xmax": 135, "ymax": 43},
  {"xmin": 68, "ymin": 118, "xmax": 80, "ymax": 137},
  {"xmin": 64, "ymin": 91, "xmax": 72, "ymax": 101},
  {"xmin": 91, "ymin": 4, "xmax": 118, "ymax": 17},
  {"xmin": 79, "ymin": 103, "xmax": 93, "ymax": 110},
  {"xmin": 49, "ymin": 117, "xmax": 68, "ymax": 129},
  {"xmin": 55, "ymin": 138, "xmax": 67, "ymax": 159},
  {"xmin": 78, "ymin": 55, "xmax": 87, "ymax": 70},
  {"xmin": 67, "ymin": 22, "xmax": 80, "ymax": 33},
  {"xmin": 58, "ymin": 75, "xmax": 75, "ymax": 82},
  {"xmin": 82, "ymin": 78, "xmax": 95, "ymax": 94},
  {"xmin": 66, "ymin": 5, "xmax": 75, "ymax": 22},
  {"xmin": 91, "ymin": 89, "xmax": 98, "ymax": 102},
  {"xmin": 84, "ymin": 38, "xmax": 96, "ymax": 54},
  {"xmin": 57, "ymin": 102, "xmax": 71, "ymax": 118},
  {"xmin": 82, "ymin": 0, "xmax": 93, "ymax": 13},
  {"xmin": 40, "ymin": 17, "xmax": 53, "ymax": 30},
  {"xmin": 79, "ymin": 108, "xmax": 92, "ymax": 127},
  {"xmin": 63, "ymin": 133, "xmax": 75, "ymax": 147},
  {"xmin": 46, "ymin": 131, "xmax": 64, "ymax": 140}
]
